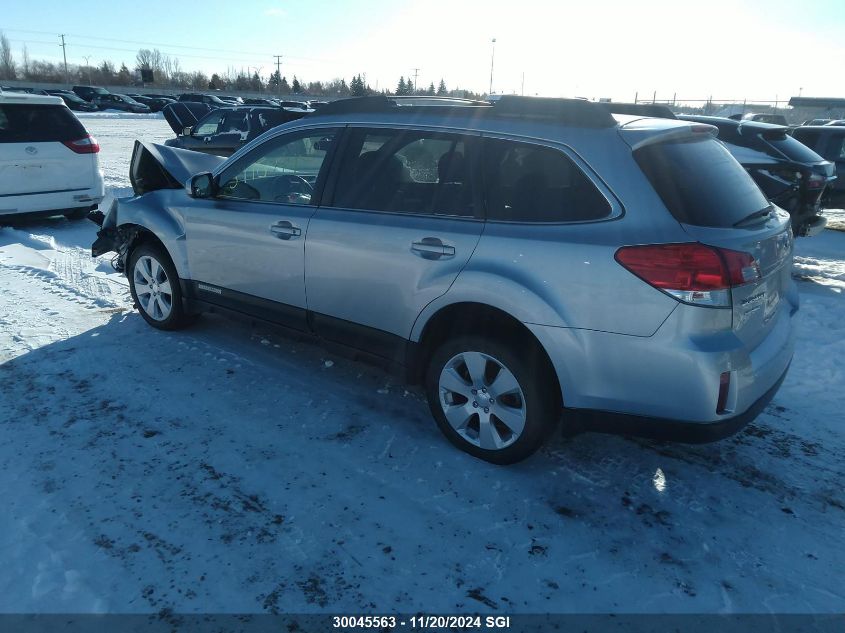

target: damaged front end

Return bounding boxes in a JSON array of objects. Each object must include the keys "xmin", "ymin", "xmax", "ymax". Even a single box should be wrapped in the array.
[
  {"xmin": 90, "ymin": 199, "xmax": 141, "ymax": 272},
  {"xmin": 90, "ymin": 140, "xmax": 225, "ymax": 272}
]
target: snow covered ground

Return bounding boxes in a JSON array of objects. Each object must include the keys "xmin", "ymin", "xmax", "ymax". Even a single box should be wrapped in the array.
[{"xmin": 0, "ymin": 117, "xmax": 843, "ymax": 616}]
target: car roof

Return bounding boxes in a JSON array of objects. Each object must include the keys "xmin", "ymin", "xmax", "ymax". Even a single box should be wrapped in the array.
[
  {"xmin": 0, "ymin": 90, "xmax": 64, "ymax": 106},
  {"xmin": 793, "ymin": 125, "xmax": 845, "ymax": 133}
]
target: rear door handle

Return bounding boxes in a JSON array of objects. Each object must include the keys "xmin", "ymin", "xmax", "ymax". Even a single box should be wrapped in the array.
[
  {"xmin": 411, "ymin": 237, "xmax": 455, "ymax": 260},
  {"xmin": 270, "ymin": 221, "xmax": 302, "ymax": 240}
]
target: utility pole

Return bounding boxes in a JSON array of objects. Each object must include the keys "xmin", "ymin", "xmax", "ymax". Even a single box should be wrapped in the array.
[
  {"xmin": 411, "ymin": 68, "xmax": 420, "ymax": 94},
  {"xmin": 489, "ymin": 38, "xmax": 496, "ymax": 95},
  {"xmin": 273, "ymin": 55, "xmax": 282, "ymax": 95},
  {"xmin": 59, "ymin": 34, "xmax": 69, "ymax": 86}
]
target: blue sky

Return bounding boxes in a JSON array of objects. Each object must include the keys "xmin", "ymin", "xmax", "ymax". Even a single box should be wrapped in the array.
[{"xmin": 4, "ymin": 0, "xmax": 845, "ymax": 100}]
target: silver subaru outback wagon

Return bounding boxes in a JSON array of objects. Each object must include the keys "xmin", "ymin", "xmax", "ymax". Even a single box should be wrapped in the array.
[{"xmin": 92, "ymin": 95, "xmax": 797, "ymax": 464}]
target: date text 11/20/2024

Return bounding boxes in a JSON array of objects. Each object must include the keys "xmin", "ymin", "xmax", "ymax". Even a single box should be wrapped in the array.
[{"xmin": 332, "ymin": 615, "xmax": 512, "ymax": 629}]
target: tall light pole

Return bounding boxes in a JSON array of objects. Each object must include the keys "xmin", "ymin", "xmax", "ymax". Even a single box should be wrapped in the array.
[
  {"xmin": 82, "ymin": 55, "xmax": 92, "ymax": 85},
  {"xmin": 489, "ymin": 38, "xmax": 496, "ymax": 95}
]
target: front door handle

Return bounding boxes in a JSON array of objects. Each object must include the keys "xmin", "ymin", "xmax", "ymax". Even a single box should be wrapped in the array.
[
  {"xmin": 270, "ymin": 221, "xmax": 302, "ymax": 240},
  {"xmin": 411, "ymin": 237, "xmax": 455, "ymax": 260}
]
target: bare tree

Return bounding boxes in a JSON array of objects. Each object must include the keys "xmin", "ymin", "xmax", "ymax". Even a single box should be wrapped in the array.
[
  {"xmin": 135, "ymin": 48, "xmax": 153, "ymax": 71},
  {"xmin": 0, "ymin": 32, "xmax": 16, "ymax": 80}
]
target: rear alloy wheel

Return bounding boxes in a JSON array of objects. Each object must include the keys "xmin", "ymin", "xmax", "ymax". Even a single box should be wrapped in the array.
[
  {"xmin": 128, "ymin": 243, "xmax": 192, "ymax": 330},
  {"xmin": 425, "ymin": 335, "xmax": 559, "ymax": 464}
]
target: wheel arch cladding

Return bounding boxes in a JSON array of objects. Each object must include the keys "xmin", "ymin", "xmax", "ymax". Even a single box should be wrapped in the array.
[
  {"xmin": 116, "ymin": 196, "xmax": 189, "ymax": 278},
  {"xmin": 412, "ymin": 301, "xmax": 563, "ymax": 407}
]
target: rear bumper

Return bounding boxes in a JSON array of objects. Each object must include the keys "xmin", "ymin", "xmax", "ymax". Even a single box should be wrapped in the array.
[
  {"xmin": 566, "ymin": 361, "xmax": 791, "ymax": 442},
  {"xmin": 0, "ymin": 181, "xmax": 105, "ymax": 216},
  {"xmin": 528, "ymin": 293, "xmax": 797, "ymax": 434}
]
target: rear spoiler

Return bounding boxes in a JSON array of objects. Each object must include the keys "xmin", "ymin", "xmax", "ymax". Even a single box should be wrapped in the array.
[{"xmin": 618, "ymin": 119, "xmax": 718, "ymax": 151}]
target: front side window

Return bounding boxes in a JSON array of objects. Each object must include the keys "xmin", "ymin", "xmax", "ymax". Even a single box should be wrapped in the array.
[
  {"xmin": 483, "ymin": 139, "xmax": 611, "ymax": 222},
  {"xmin": 193, "ymin": 112, "xmax": 224, "ymax": 136},
  {"xmin": 217, "ymin": 129, "xmax": 338, "ymax": 204},
  {"xmin": 331, "ymin": 128, "xmax": 477, "ymax": 217}
]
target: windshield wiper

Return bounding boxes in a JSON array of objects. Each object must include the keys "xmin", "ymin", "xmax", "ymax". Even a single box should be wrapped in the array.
[{"xmin": 733, "ymin": 206, "xmax": 774, "ymax": 228}]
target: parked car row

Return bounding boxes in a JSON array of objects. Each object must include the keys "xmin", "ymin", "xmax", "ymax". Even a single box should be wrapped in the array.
[{"xmin": 89, "ymin": 95, "xmax": 798, "ymax": 464}]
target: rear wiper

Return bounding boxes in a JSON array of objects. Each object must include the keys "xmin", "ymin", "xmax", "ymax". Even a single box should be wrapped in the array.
[{"xmin": 733, "ymin": 206, "xmax": 774, "ymax": 227}]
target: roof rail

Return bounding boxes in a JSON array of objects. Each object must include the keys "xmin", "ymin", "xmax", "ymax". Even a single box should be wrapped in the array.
[
  {"xmin": 599, "ymin": 102, "xmax": 676, "ymax": 120},
  {"xmin": 312, "ymin": 94, "xmax": 619, "ymax": 128},
  {"xmin": 492, "ymin": 96, "xmax": 616, "ymax": 127},
  {"xmin": 313, "ymin": 95, "xmax": 490, "ymax": 115}
]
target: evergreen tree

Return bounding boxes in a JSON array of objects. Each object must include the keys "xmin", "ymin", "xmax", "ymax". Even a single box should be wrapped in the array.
[
  {"xmin": 436, "ymin": 79, "xmax": 447, "ymax": 95},
  {"xmin": 268, "ymin": 69, "xmax": 281, "ymax": 90},
  {"xmin": 291, "ymin": 76, "xmax": 301, "ymax": 93},
  {"xmin": 116, "ymin": 63, "xmax": 131, "ymax": 86},
  {"xmin": 209, "ymin": 73, "xmax": 222, "ymax": 89},
  {"xmin": 280, "ymin": 76, "xmax": 291, "ymax": 93},
  {"xmin": 426, "ymin": 82, "xmax": 435, "ymax": 96},
  {"xmin": 350, "ymin": 74, "xmax": 367, "ymax": 97},
  {"xmin": 397, "ymin": 76, "xmax": 407, "ymax": 95}
]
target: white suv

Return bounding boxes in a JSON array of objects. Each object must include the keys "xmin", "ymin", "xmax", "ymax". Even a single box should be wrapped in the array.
[{"xmin": 0, "ymin": 90, "xmax": 104, "ymax": 221}]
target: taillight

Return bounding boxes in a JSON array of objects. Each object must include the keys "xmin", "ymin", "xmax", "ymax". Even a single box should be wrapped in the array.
[
  {"xmin": 614, "ymin": 243, "xmax": 761, "ymax": 307},
  {"xmin": 804, "ymin": 173, "xmax": 827, "ymax": 190},
  {"xmin": 62, "ymin": 135, "xmax": 99, "ymax": 154}
]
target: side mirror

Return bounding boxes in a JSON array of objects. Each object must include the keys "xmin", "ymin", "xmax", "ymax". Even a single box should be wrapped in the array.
[
  {"xmin": 183, "ymin": 126, "xmax": 193, "ymax": 136},
  {"xmin": 190, "ymin": 172, "xmax": 216, "ymax": 198}
]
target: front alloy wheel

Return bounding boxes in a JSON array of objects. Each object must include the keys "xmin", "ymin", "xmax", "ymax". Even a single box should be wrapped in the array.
[
  {"xmin": 127, "ymin": 242, "xmax": 193, "ymax": 331},
  {"xmin": 133, "ymin": 255, "xmax": 173, "ymax": 321}
]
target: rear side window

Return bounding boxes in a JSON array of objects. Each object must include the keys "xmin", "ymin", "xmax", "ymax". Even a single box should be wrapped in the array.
[
  {"xmin": 766, "ymin": 134, "xmax": 823, "ymax": 163},
  {"xmin": 331, "ymin": 128, "xmax": 478, "ymax": 217},
  {"xmin": 635, "ymin": 138, "xmax": 770, "ymax": 228},
  {"xmin": 483, "ymin": 139, "xmax": 611, "ymax": 222},
  {"xmin": 0, "ymin": 104, "xmax": 86, "ymax": 143}
]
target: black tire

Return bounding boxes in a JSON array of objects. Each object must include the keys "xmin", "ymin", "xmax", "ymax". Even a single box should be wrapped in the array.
[
  {"xmin": 424, "ymin": 335, "xmax": 560, "ymax": 465},
  {"xmin": 127, "ymin": 241, "xmax": 193, "ymax": 331},
  {"xmin": 64, "ymin": 208, "xmax": 89, "ymax": 220}
]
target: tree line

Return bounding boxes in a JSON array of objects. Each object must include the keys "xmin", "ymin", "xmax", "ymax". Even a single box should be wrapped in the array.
[{"xmin": 0, "ymin": 33, "xmax": 483, "ymax": 99}]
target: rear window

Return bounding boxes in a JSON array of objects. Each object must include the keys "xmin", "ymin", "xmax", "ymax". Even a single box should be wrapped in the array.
[
  {"xmin": 635, "ymin": 138, "xmax": 769, "ymax": 228},
  {"xmin": 766, "ymin": 135, "xmax": 824, "ymax": 163},
  {"xmin": 0, "ymin": 104, "xmax": 87, "ymax": 143}
]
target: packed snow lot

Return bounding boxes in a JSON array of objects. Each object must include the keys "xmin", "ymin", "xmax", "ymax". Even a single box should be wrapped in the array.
[{"xmin": 0, "ymin": 117, "xmax": 843, "ymax": 616}]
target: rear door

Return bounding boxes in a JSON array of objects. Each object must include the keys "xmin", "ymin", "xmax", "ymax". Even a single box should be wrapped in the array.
[
  {"xmin": 635, "ymin": 137, "xmax": 796, "ymax": 349},
  {"xmin": 304, "ymin": 126, "xmax": 484, "ymax": 361},
  {"xmin": 205, "ymin": 109, "xmax": 251, "ymax": 156},
  {"xmin": 0, "ymin": 103, "xmax": 96, "ymax": 198}
]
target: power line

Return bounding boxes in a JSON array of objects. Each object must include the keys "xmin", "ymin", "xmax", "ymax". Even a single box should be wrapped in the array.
[{"xmin": 2, "ymin": 28, "xmax": 335, "ymax": 65}]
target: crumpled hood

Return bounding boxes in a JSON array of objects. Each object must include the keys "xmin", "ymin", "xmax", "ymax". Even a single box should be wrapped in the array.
[{"xmin": 130, "ymin": 140, "xmax": 226, "ymax": 195}]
